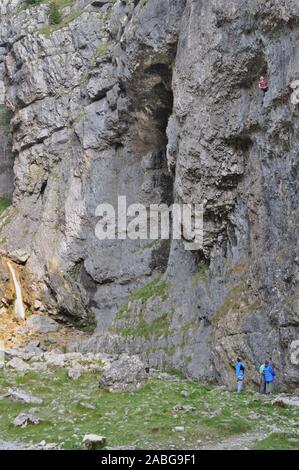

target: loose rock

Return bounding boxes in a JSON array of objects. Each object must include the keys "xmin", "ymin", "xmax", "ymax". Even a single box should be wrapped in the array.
[
  {"xmin": 6, "ymin": 389, "xmax": 43, "ymax": 405},
  {"xmin": 82, "ymin": 434, "xmax": 106, "ymax": 450}
]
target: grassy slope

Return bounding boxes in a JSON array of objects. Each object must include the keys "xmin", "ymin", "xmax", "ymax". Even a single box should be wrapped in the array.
[{"xmin": 0, "ymin": 369, "xmax": 298, "ymax": 449}]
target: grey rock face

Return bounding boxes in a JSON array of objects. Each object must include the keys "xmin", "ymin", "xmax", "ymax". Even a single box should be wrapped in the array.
[
  {"xmin": 0, "ymin": 105, "xmax": 13, "ymax": 198},
  {"xmin": 0, "ymin": 0, "xmax": 298, "ymax": 390}
]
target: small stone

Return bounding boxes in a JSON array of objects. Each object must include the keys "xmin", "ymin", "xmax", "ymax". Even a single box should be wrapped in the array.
[
  {"xmin": 173, "ymin": 404, "xmax": 196, "ymax": 413},
  {"xmin": 172, "ymin": 426, "xmax": 185, "ymax": 433},
  {"xmin": 13, "ymin": 412, "xmax": 40, "ymax": 428},
  {"xmin": 79, "ymin": 402, "xmax": 96, "ymax": 410},
  {"xmin": 68, "ymin": 367, "xmax": 82, "ymax": 380},
  {"xmin": 181, "ymin": 390, "xmax": 189, "ymax": 398},
  {"xmin": 82, "ymin": 434, "xmax": 106, "ymax": 450},
  {"xmin": 33, "ymin": 300, "xmax": 45, "ymax": 311}
]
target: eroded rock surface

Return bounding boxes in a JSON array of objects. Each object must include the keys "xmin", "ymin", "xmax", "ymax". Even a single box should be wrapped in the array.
[{"xmin": 0, "ymin": 0, "xmax": 298, "ymax": 390}]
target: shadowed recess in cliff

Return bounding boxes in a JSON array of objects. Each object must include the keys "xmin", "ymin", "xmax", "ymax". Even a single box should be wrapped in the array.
[{"xmin": 123, "ymin": 55, "xmax": 175, "ymax": 158}]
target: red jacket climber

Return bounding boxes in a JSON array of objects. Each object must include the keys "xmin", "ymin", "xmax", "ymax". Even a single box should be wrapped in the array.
[{"xmin": 259, "ymin": 76, "xmax": 269, "ymax": 92}]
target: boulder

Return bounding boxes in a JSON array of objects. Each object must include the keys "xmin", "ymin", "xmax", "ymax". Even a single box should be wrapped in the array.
[
  {"xmin": 82, "ymin": 434, "xmax": 106, "ymax": 450},
  {"xmin": 172, "ymin": 426, "xmax": 185, "ymax": 433},
  {"xmin": 31, "ymin": 362, "xmax": 47, "ymax": 373},
  {"xmin": 99, "ymin": 354, "xmax": 148, "ymax": 392},
  {"xmin": 23, "ymin": 340, "xmax": 42, "ymax": 353},
  {"xmin": 68, "ymin": 362, "xmax": 84, "ymax": 380},
  {"xmin": 25, "ymin": 314, "xmax": 59, "ymax": 334},
  {"xmin": 44, "ymin": 352, "xmax": 65, "ymax": 369},
  {"xmin": 6, "ymin": 389, "xmax": 43, "ymax": 405},
  {"xmin": 13, "ymin": 411, "xmax": 40, "ymax": 428},
  {"xmin": 172, "ymin": 404, "xmax": 196, "ymax": 413},
  {"xmin": 272, "ymin": 395, "xmax": 299, "ymax": 408},
  {"xmin": 6, "ymin": 357, "xmax": 29, "ymax": 372},
  {"xmin": 33, "ymin": 300, "xmax": 45, "ymax": 311}
]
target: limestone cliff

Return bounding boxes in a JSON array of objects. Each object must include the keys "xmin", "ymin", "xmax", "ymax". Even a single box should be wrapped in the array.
[{"xmin": 0, "ymin": 0, "xmax": 298, "ymax": 390}]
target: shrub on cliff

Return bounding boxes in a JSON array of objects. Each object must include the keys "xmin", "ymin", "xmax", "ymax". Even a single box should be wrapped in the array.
[
  {"xmin": 24, "ymin": 0, "xmax": 43, "ymax": 5},
  {"xmin": 49, "ymin": 2, "xmax": 62, "ymax": 25}
]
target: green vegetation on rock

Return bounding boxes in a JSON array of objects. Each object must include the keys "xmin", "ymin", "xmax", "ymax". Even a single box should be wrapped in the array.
[
  {"xmin": 94, "ymin": 42, "xmax": 109, "ymax": 57},
  {"xmin": 48, "ymin": 1, "xmax": 61, "ymax": 25},
  {"xmin": 113, "ymin": 276, "xmax": 170, "ymax": 339},
  {"xmin": 212, "ymin": 283, "xmax": 261, "ymax": 325},
  {"xmin": 0, "ymin": 107, "xmax": 12, "ymax": 128},
  {"xmin": 131, "ymin": 276, "xmax": 169, "ymax": 303},
  {"xmin": 192, "ymin": 260, "xmax": 208, "ymax": 287},
  {"xmin": 119, "ymin": 311, "xmax": 174, "ymax": 340},
  {"xmin": 24, "ymin": 0, "xmax": 43, "ymax": 5},
  {"xmin": 0, "ymin": 198, "xmax": 12, "ymax": 216}
]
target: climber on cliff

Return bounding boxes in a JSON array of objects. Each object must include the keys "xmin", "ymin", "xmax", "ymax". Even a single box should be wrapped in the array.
[
  {"xmin": 259, "ymin": 76, "xmax": 269, "ymax": 101},
  {"xmin": 235, "ymin": 358, "xmax": 245, "ymax": 393}
]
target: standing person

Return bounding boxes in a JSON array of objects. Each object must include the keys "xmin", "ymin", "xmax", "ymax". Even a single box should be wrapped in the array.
[
  {"xmin": 259, "ymin": 362, "xmax": 266, "ymax": 394},
  {"xmin": 264, "ymin": 359, "xmax": 276, "ymax": 394},
  {"xmin": 235, "ymin": 358, "xmax": 245, "ymax": 393}
]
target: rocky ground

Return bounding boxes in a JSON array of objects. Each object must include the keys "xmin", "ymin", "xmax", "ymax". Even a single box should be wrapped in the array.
[
  {"xmin": 0, "ymin": 323, "xmax": 298, "ymax": 450},
  {"xmin": 0, "ymin": 364, "xmax": 298, "ymax": 450},
  {"xmin": 0, "ymin": 309, "xmax": 86, "ymax": 350}
]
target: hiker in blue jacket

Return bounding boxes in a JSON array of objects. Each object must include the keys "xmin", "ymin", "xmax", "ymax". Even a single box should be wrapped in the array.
[
  {"xmin": 259, "ymin": 361, "xmax": 266, "ymax": 394},
  {"xmin": 264, "ymin": 359, "xmax": 276, "ymax": 394},
  {"xmin": 235, "ymin": 358, "xmax": 245, "ymax": 393}
]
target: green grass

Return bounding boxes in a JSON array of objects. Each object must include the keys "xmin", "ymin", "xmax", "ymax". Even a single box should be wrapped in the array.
[
  {"xmin": 253, "ymin": 432, "xmax": 299, "ymax": 450},
  {"xmin": 0, "ymin": 369, "xmax": 298, "ymax": 450}
]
